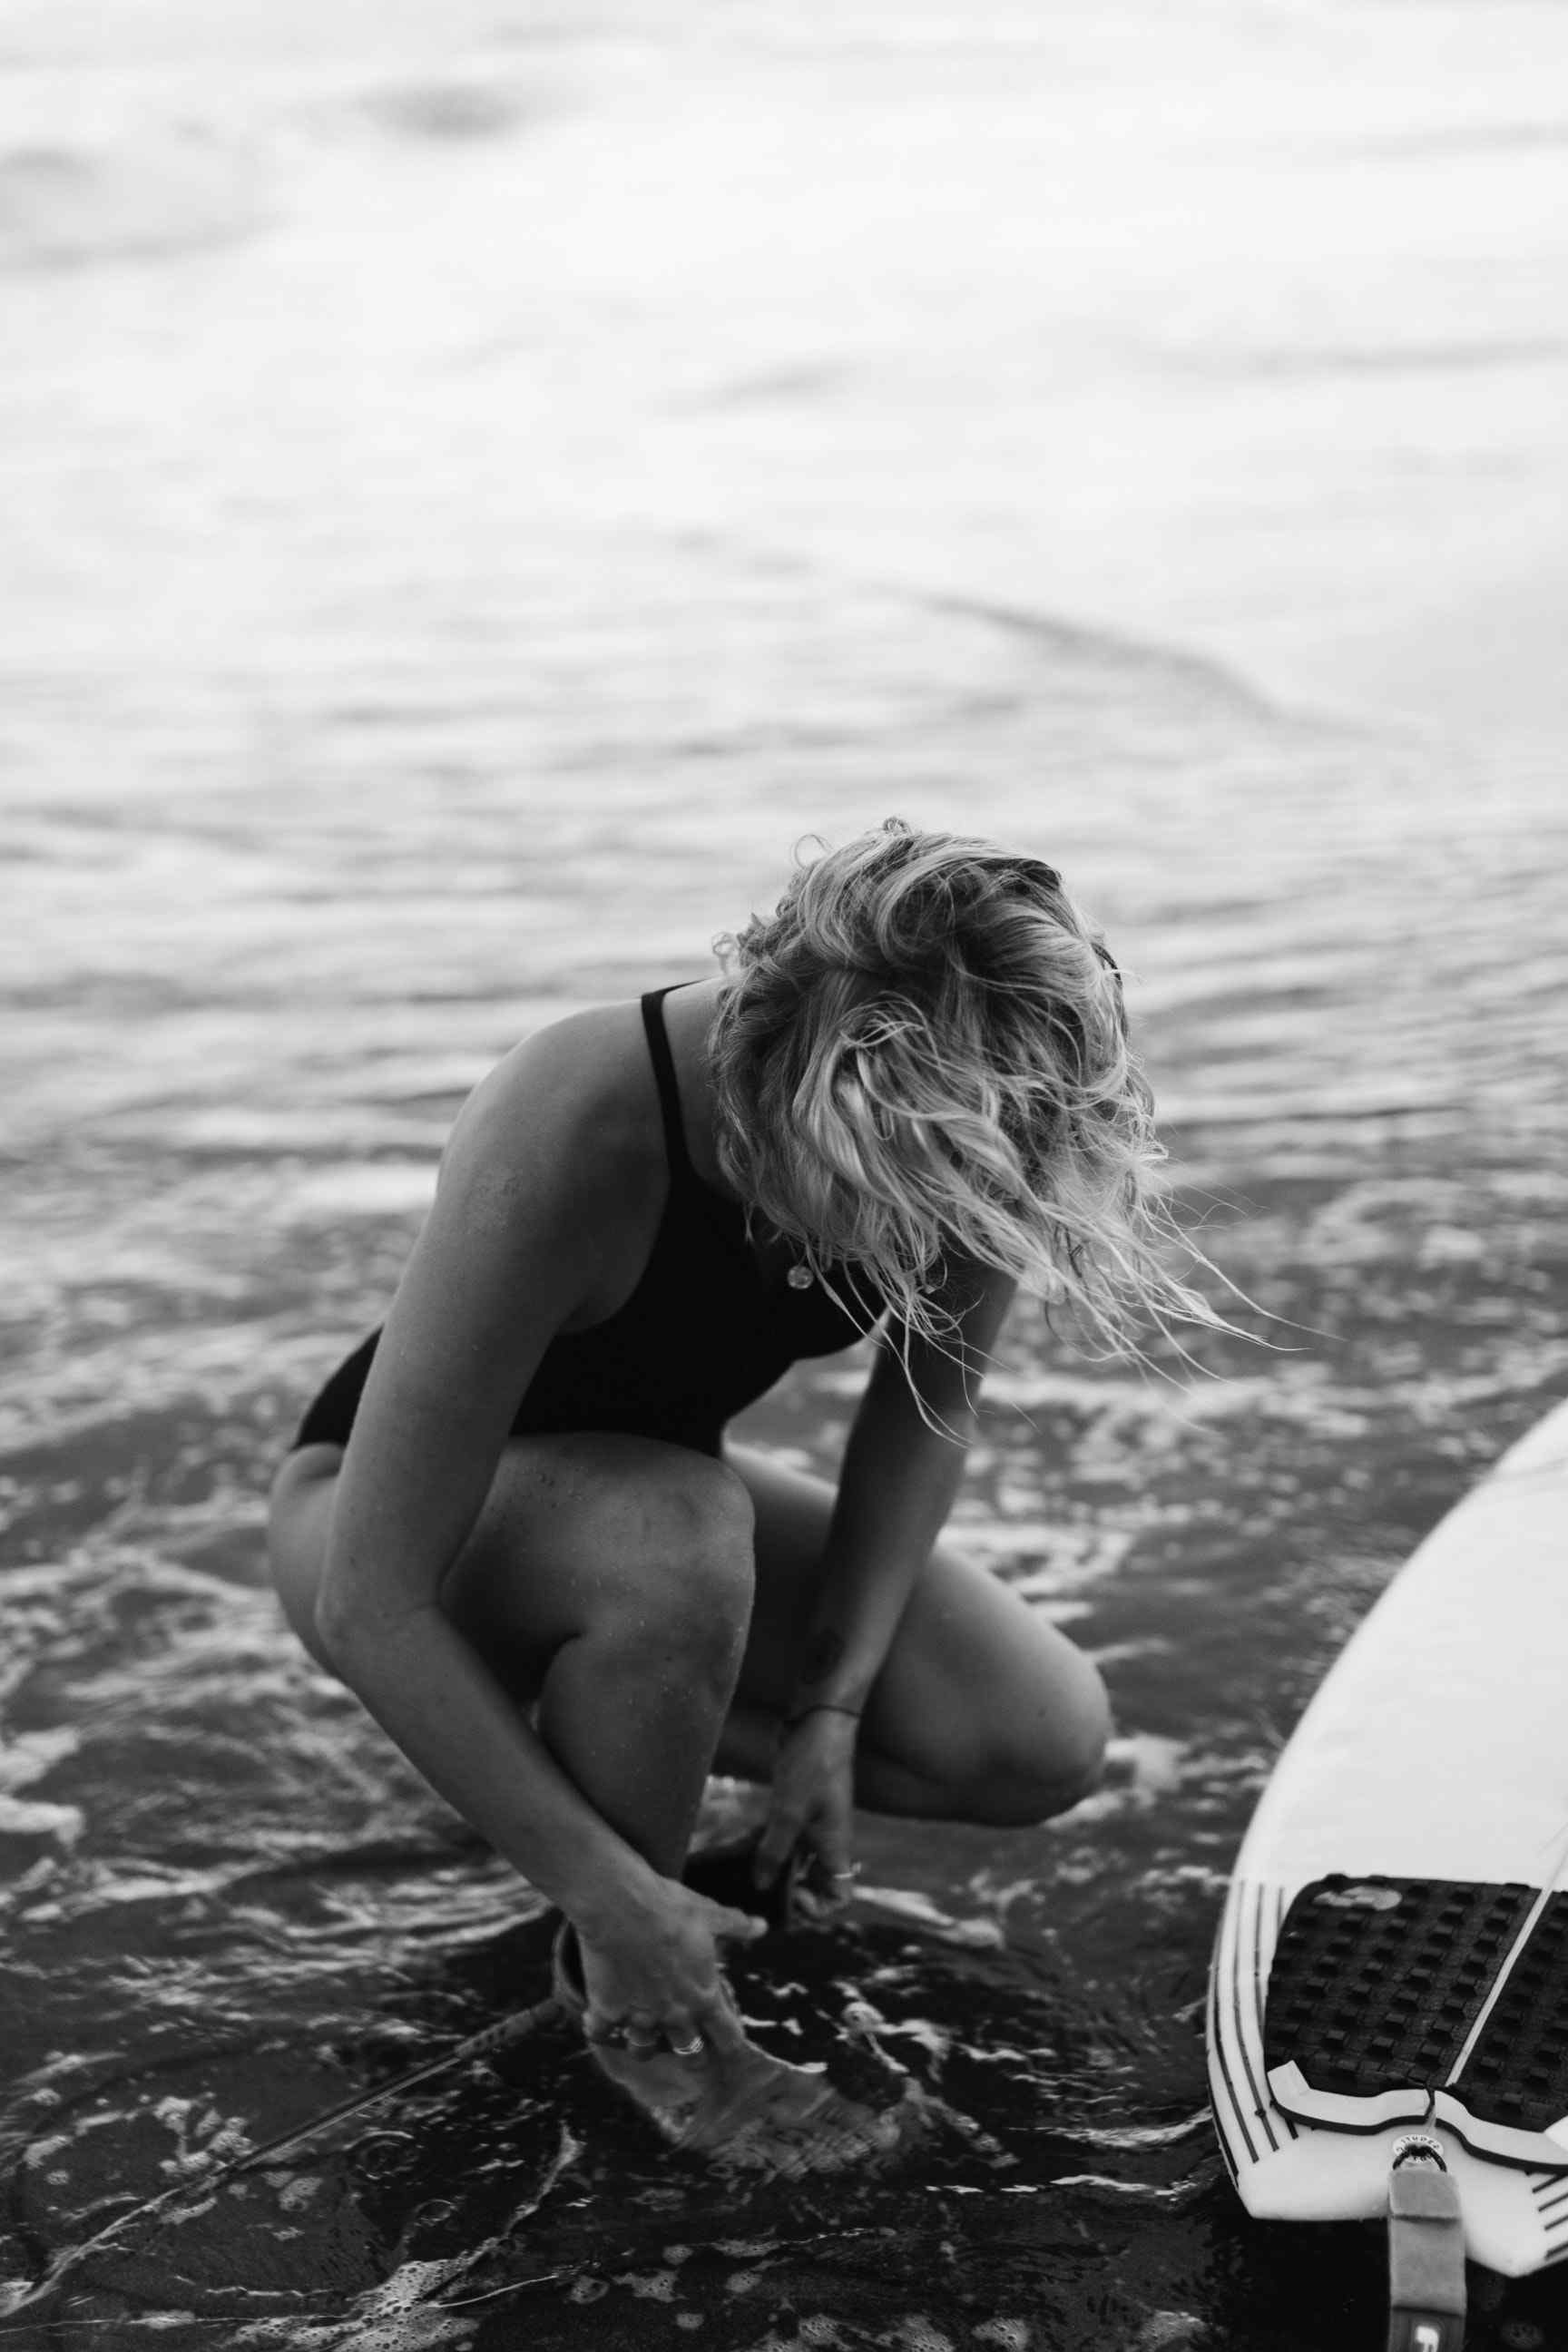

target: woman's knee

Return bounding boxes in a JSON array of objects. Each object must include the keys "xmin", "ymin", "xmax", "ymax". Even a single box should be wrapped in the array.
[
  {"xmin": 593, "ymin": 1441, "xmax": 753, "ymax": 1552},
  {"xmin": 442, "ymin": 1433, "xmax": 756, "ymax": 1679},
  {"xmin": 876, "ymin": 1552, "xmax": 1114, "ymax": 1826},
  {"xmin": 264, "ymin": 1446, "xmax": 344, "ymax": 1672},
  {"xmin": 979, "ymin": 1656, "xmax": 1113, "ymax": 1823},
  {"xmin": 580, "ymin": 1444, "xmax": 757, "ymax": 1658}
]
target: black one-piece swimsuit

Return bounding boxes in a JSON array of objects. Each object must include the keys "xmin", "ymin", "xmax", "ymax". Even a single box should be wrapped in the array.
[{"xmin": 288, "ymin": 985, "xmax": 885, "ymax": 1461}]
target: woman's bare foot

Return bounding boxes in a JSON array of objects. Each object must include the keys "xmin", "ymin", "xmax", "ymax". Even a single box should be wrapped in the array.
[
  {"xmin": 586, "ymin": 2032, "xmax": 910, "ymax": 2176},
  {"xmin": 554, "ymin": 1916, "xmax": 912, "ymax": 2176}
]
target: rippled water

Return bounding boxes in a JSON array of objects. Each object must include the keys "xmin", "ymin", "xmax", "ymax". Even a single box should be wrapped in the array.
[{"xmin": 4, "ymin": 3, "xmax": 1568, "ymax": 2347}]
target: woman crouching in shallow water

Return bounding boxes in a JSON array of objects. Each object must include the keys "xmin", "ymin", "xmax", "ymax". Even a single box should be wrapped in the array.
[{"xmin": 268, "ymin": 818, "xmax": 1210, "ymax": 2162}]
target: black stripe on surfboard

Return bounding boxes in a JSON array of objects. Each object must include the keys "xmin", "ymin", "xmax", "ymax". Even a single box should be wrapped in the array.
[
  {"xmin": 1206, "ymin": 1954, "xmax": 1240, "ymax": 2182},
  {"xmin": 1214, "ymin": 1877, "xmax": 1293, "ymax": 2165},
  {"xmin": 1208, "ymin": 1890, "xmax": 1255, "ymax": 2166},
  {"xmin": 1270, "ymin": 1885, "xmax": 1299, "ymax": 2141},
  {"xmin": 1262, "ymin": 1883, "xmax": 1299, "ymax": 2142},
  {"xmin": 1530, "ymin": 2174, "xmax": 1568, "ymax": 2223},
  {"xmin": 1536, "ymin": 2186, "xmax": 1568, "ymax": 2267},
  {"xmin": 1236, "ymin": 1879, "xmax": 1283, "ymax": 2154},
  {"xmin": 1235, "ymin": 1877, "xmax": 1279, "ymax": 2158},
  {"xmin": 1210, "ymin": 1881, "xmax": 1264, "ymax": 2167}
]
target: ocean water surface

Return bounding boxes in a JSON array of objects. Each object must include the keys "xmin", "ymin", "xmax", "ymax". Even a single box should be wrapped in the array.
[{"xmin": 3, "ymin": 3, "xmax": 1568, "ymax": 2347}]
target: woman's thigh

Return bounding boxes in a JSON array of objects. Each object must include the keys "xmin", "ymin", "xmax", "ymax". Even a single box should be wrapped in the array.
[
  {"xmin": 723, "ymin": 1440, "xmax": 1112, "ymax": 1810},
  {"xmin": 265, "ymin": 1430, "xmax": 755, "ymax": 1700}
]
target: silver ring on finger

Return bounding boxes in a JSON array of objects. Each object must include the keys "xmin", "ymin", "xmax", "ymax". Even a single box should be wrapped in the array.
[{"xmin": 669, "ymin": 2032, "xmax": 703, "ymax": 2058}]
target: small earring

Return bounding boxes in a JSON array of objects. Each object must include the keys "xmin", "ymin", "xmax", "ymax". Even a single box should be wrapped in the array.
[{"xmin": 787, "ymin": 1263, "xmax": 813, "ymax": 1290}]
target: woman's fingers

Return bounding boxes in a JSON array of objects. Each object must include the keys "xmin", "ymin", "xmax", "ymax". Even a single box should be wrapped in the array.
[
  {"xmin": 791, "ymin": 1808, "xmax": 858, "ymax": 1918},
  {"xmin": 817, "ymin": 1830, "xmax": 856, "ymax": 1898},
  {"xmin": 587, "ymin": 1993, "xmax": 739, "ymax": 2056},
  {"xmin": 579, "ymin": 1896, "xmax": 762, "ymax": 2055},
  {"xmin": 584, "ymin": 2000, "xmax": 707, "ymax": 2051},
  {"xmin": 691, "ymin": 1972, "xmax": 749, "ymax": 2052},
  {"xmin": 750, "ymin": 1811, "xmax": 802, "ymax": 1892},
  {"xmin": 710, "ymin": 1900, "xmax": 769, "ymax": 1945},
  {"xmin": 573, "ymin": 1878, "xmax": 779, "ymax": 2063},
  {"xmin": 662, "ymin": 2005, "xmax": 706, "ymax": 2059}
]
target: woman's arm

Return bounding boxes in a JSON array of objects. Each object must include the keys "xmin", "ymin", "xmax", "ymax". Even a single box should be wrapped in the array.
[
  {"xmin": 789, "ymin": 1262, "xmax": 1017, "ymax": 1720},
  {"xmin": 750, "ymin": 1265, "xmax": 1015, "ymax": 1899},
  {"xmin": 313, "ymin": 1025, "xmax": 663, "ymax": 1940}
]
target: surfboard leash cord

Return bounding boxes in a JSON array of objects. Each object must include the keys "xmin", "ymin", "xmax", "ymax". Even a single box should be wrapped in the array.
[
  {"xmin": 1387, "ymin": 2133, "xmax": 1466, "ymax": 2352},
  {"xmin": 0, "ymin": 1988, "xmax": 569, "ymax": 2328}
]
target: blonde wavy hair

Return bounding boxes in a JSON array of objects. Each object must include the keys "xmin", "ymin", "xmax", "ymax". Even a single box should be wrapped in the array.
[{"xmin": 708, "ymin": 818, "xmax": 1226, "ymax": 1400}]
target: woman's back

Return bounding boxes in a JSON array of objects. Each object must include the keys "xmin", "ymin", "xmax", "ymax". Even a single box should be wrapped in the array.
[{"xmin": 290, "ymin": 985, "xmax": 883, "ymax": 1462}]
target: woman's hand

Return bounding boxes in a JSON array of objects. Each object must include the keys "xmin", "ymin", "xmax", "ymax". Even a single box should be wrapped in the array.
[
  {"xmin": 751, "ymin": 1706, "xmax": 860, "ymax": 1921},
  {"xmin": 576, "ymin": 1881, "xmax": 766, "ymax": 2059}
]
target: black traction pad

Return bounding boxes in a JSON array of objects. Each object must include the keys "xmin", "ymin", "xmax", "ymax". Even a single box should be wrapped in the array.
[
  {"xmin": 1451, "ymin": 1891, "xmax": 1568, "ymax": 2135},
  {"xmin": 1264, "ymin": 1875, "xmax": 1537, "ymax": 2102}
]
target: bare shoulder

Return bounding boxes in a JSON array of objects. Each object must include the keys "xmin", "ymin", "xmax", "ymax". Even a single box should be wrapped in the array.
[{"xmin": 436, "ymin": 997, "xmax": 661, "ymax": 1227}]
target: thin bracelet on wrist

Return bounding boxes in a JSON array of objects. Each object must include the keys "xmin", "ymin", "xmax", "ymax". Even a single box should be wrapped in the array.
[{"xmin": 783, "ymin": 1700, "xmax": 864, "ymax": 1729}]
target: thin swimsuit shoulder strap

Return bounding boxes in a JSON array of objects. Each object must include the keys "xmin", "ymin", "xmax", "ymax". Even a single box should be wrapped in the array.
[{"xmin": 639, "ymin": 985, "xmax": 699, "ymax": 1187}]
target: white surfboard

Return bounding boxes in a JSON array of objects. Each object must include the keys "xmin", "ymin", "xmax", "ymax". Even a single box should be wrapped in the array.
[{"xmin": 1208, "ymin": 1393, "xmax": 1568, "ymax": 2281}]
